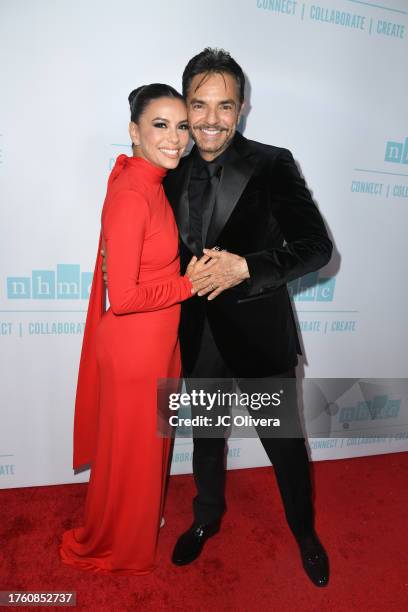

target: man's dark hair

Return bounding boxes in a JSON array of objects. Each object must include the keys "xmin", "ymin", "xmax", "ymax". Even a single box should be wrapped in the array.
[
  {"xmin": 128, "ymin": 83, "xmax": 184, "ymax": 123},
  {"xmin": 182, "ymin": 47, "xmax": 245, "ymax": 104}
]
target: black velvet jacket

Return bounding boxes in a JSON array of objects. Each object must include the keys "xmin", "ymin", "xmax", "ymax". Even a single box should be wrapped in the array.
[{"xmin": 164, "ymin": 132, "xmax": 333, "ymax": 377}]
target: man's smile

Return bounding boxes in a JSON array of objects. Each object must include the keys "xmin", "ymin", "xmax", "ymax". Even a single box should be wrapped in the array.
[{"xmin": 195, "ymin": 126, "xmax": 226, "ymax": 135}]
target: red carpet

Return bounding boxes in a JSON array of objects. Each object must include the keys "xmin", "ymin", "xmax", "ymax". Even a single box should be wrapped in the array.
[{"xmin": 1, "ymin": 452, "xmax": 407, "ymax": 611}]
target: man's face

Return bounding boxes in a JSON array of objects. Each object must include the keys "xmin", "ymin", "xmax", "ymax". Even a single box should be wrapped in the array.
[{"xmin": 186, "ymin": 72, "xmax": 244, "ymax": 161}]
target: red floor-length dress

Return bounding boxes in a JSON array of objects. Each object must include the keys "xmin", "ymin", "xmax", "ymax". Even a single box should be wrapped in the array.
[{"xmin": 59, "ymin": 154, "xmax": 192, "ymax": 574}]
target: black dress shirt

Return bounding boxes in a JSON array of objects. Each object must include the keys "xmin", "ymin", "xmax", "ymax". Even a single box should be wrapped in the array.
[{"xmin": 187, "ymin": 146, "xmax": 230, "ymax": 256}]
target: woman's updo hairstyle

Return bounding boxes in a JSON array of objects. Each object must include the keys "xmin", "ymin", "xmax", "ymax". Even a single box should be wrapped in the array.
[{"xmin": 128, "ymin": 83, "xmax": 184, "ymax": 123}]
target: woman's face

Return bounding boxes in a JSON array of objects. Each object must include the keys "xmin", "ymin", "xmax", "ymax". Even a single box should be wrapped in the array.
[{"xmin": 129, "ymin": 97, "xmax": 189, "ymax": 170}]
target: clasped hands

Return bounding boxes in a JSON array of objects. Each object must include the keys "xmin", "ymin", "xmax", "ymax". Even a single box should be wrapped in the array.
[
  {"xmin": 186, "ymin": 248, "xmax": 250, "ymax": 301},
  {"xmin": 101, "ymin": 247, "xmax": 250, "ymax": 301}
]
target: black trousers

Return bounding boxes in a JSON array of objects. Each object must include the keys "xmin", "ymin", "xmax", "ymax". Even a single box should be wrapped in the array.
[{"xmin": 184, "ymin": 318, "xmax": 314, "ymax": 539}]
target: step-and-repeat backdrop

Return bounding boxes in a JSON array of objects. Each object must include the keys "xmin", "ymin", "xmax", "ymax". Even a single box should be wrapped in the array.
[{"xmin": 1, "ymin": 0, "xmax": 407, "ymax": 488}]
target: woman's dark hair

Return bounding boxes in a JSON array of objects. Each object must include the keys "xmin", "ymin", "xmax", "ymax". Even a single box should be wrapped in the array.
[
  {"xmin": 182, "ymin": 47, "xmax": 245, "ymax": 104},
  {"xmin": 128, "ymin": 83, "xmax": 184, "ymax": 123}
]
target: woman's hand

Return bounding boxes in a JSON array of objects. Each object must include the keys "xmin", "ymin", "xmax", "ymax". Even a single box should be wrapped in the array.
[
  {"xmin": 185, "ymin": 253, "xmax": 215, "ymax": 293},
  {"xmin": 185, "ymin": 256, "xmax": 198, "ymax": 281}
]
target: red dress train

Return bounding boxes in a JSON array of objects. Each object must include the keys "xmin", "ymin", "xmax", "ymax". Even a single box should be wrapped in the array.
[{"xmin": 59, "ymin": 155, "xmax": 192, "ymax": 574}]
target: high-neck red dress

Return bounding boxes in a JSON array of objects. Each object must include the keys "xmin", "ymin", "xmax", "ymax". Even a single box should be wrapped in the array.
[{"xmin": 59, "ymin": 154, "xmax": 192, "ymax": 574}]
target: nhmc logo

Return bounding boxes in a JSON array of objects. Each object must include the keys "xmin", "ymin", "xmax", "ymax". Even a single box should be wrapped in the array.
[
  {"xmin": 288, "ymin": 272, "xmax": 336, "ymax": 302},
  {"xmin": 7, "ymin": 265, "xmax": 93, "ymax": 299},
  {"xmin": 339, "ymin": 395, "xmax": 400, "ymax": 423},
  {"xmin": 385, "ymin": 137, "xmax": 408, "ymax": 164}
]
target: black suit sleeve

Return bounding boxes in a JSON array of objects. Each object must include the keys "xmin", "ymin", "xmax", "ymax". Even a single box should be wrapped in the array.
[{"xmin": 243, "ymin": 148, "xmax": 332, "ymax": 296}]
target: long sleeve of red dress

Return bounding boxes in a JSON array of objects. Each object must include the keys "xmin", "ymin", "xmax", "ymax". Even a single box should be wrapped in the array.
[{"xmin": 103, "ymin": 189, "xmax": 192, "ymax": 315}]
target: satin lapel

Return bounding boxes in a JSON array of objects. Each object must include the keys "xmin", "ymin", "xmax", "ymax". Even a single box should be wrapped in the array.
[
  {"xmin": 171, "ymin": 154, "xmax": 196, "ymax": 252},
  {"xmin": 205, "ymin": 145, "xmax": 257, "ymax": 248}
]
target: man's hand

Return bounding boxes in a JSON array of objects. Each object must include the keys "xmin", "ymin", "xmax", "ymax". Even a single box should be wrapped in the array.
[
  {"xmin": 101, "ymin": 248, "xmax": 107, "ymax": 285},
  {"xmin": 189, "ymin": 248, "xmax": 250, "ymax": 300}
]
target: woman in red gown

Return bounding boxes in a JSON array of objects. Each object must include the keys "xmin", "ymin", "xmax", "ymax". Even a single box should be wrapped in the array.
[{"xmin": 59, "ymin": 84, "xmax": 199, "ymax": 574}]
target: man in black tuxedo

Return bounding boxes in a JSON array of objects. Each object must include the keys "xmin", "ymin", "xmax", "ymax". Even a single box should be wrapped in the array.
[{"xmin": 165, "ymin": 48, "xmax": 333, "ymax": 587}]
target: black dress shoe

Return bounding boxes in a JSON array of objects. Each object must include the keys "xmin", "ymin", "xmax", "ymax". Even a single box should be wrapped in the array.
[
  {"xmin": 297, "ymin": 532, "xmax": 329, "ymax": 587},
  {"xmin": 172, "ymin": 522, "xmax": 220, "ymax": 566}
]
